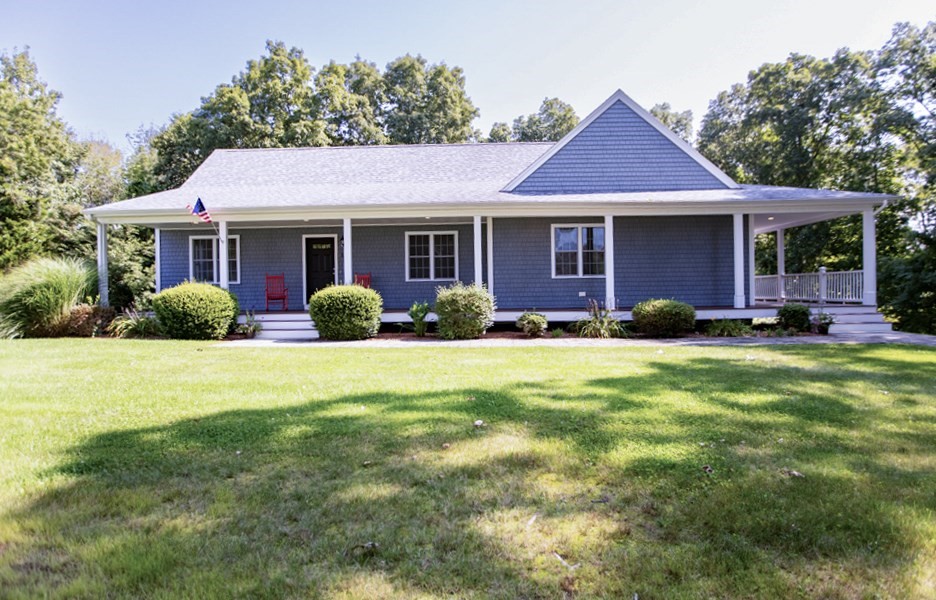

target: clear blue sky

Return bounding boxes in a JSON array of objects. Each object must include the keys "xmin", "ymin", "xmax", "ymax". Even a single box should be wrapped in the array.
[{"xmin": 2, "ymin": 0, "xmax": 933, "ymax": 151}]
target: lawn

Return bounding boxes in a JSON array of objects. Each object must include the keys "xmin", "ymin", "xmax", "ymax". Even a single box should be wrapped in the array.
[{"xmin": 0, "ymin": 340, "xmax": 934, "ymax": 599}]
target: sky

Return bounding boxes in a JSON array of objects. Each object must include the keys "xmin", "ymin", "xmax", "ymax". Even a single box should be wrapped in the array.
[{"xmin": 1, "ymin": 0, "xmax": 933, "ymax": 152}]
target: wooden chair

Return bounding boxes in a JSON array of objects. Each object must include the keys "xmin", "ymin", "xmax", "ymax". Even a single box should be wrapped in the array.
[
  {"xmin": 354, "ymin": 273, "xmax": 372, "ymax": 288},
  {"xmin": 265, "ymin": 274, "xmax": 288, "ymax": 311}
]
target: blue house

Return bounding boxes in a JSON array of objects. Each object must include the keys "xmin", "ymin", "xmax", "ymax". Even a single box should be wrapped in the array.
[{"xmin": 87, "ymin": 91, "xmax": 894, "ymax": 338}]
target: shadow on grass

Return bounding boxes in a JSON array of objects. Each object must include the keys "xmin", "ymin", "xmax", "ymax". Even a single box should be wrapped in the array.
[{"xmin": 3, "ymin": 351, "xmax": 934, "ymax": 598}]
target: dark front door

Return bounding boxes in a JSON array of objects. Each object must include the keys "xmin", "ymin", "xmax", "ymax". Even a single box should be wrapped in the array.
[{"xmin": 305, "ymin": 237, "xmax": 335, "ymax": 300}]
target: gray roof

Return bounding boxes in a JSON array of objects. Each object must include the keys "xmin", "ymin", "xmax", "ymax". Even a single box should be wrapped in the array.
[{"xmin": 88, "ymin": 142, "xmax": 893, "ymax": 216}]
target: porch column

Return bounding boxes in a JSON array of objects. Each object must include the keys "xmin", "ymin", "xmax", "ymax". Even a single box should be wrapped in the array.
[
  {"xmin": 343, "ymin": 218, "xmax": 353, "ymax": 285},
  {"xmin": 218, "ymin": 220, "xmax": 229, "ymax": 290},
  {"xmin": 604, "ymin": 215, "xmax": 615, "ymax": 310},
  {"xmin": 486, "ymin": 217, "xmax": 494, "ymax": 293},
  {"xmin": 776, "ymin": 228, "xmax": 785, "ymax": 300},
  {"xmin": 733, "ymin": 214, "xmax": 745, "ymax": 308},
  {"xmin": 862, "ymin": 209, "xmax": 877, "ymax": 306},
  {"xmin": 473, "ymin": 215, "xmax": 483, "ymax": 285},
  {"xmin": 96, "ymin": 221, "xmax": 109, "ymax": 307},
  {"xmin": 748, "ymin": 215, "xmax": 755, "ymax": 307},
  {"xmin": 154, "ymin": 228, "xmax": 161, "ymax": 293}
]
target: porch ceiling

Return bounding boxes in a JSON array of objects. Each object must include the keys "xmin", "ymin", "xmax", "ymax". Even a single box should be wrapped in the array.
[
  {"xmin": 752, "ymin": 210, "xmax": 862, "ymax": 234},
  {"xmin": 154, "ymin": 216, "xmax": 475, "ymax": 230}
]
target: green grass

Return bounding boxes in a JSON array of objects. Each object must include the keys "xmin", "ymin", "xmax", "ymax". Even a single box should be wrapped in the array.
[{"xmin": 1, "ymin": 340, "xmax": 934, "ymax": 598}]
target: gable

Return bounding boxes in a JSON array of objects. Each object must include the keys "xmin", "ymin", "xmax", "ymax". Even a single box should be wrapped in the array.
[{"xmin": 507, "ymin": 94, "xmax": 735, "ymax": 194}]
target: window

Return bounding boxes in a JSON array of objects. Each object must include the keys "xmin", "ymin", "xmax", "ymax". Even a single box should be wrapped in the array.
[
  {"xmin": 189, "ymin": 235, "xmax": 240, "ymax": 284},
  {"xmin": 551, "ymin": 225, "xmax": 605, "ymax": 277},
  {"xmin": 406, "ymin": 232, "xmax": 458, "ymax": 281}
]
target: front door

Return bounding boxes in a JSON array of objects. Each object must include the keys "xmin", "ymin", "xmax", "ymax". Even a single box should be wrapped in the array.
[{"xmin": 304, "ymin": 237, "xmax": 336, "ymax": 302}]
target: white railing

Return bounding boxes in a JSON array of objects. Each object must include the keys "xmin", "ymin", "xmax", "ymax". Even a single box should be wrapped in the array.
[{"xmin": 755, "ymin": 268, "xmax": 864, "ymax": 304}]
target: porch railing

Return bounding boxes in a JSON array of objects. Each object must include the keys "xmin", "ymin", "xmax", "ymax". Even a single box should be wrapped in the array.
[{"xmin": 755, "ymin": 268, "xmax": 864, "ymax": 304}]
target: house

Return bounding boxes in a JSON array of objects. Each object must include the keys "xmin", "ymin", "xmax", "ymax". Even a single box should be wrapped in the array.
[{"xmin": 86, "ymin": 90, "xmax": 895, "ymax": 338}]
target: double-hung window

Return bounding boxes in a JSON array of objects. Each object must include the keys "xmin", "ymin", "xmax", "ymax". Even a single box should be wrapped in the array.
[
  {"xmin": 552, "ymin": 225, "xmax": 605, "ymax": 277},
  {"xmin": 406, "ymin": 232, "xmax": 457, "ymax": 281},
  {"xmin": 189, "ymin": 235, "xmax": 240, "ymax": 284}
]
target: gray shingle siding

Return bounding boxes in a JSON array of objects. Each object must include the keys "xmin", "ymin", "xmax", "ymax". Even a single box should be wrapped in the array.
[
  {"xmin": 614, "ymin": 216, "xmax": 734, "ymax": 307},
  {"xmin": 513, "ymin": 101, "xmax": 728, "ymax": 194}
]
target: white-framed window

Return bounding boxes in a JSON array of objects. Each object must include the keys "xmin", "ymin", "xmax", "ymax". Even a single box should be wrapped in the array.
[
  {"xmin": 405, "ymin": 231, "xmax": 458, "ymax": 281},
  {"xmin": 189, "ymin": 235, "xmax": 240, "ymax": 285},
  {"xmin": 551, "ymin": 224, "xmax": 605, "ymax": 278}
]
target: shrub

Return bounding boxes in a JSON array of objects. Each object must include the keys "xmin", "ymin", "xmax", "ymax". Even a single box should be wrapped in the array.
[
  {"xmin": 308, "ymin": 284, "xmax": 383, "ymax": 341},
  {"xmin": 108, "ymin": 306, "xmax": 162, "ymax": 338},
  {"xmin": 573, "ymin": 299, "xmax": 627, "ymax": 338},
  {"xmin": 632, "ymin": 298, "xmax": 696, "ymax": 337},
  {"xmin": 0, "ymin": 257, "xmax": 98, "ymax": 338},
  {"xmin": 777, "ymin": 303, "xmax": 811, "ymax": 332},
  {"xmin": 434, "ymin": 282, "xmax": 495, "ymax": 340},
  {"xmin": 408, "ymin": 301, "xmax": 431, "ymax": 337},
  {"xmin": 62, "ymin": 304, "xmax": 115, "ymax": 337},
  {"xmin": 550, "ymin": 327, "xmax": 565, "ymax": 338},
  {"xmin": 705, "ymin": 318, "xmax": 753, "ymax": 337},
  {"xmin": 236, "ymin": 311, "xmax": 262, "ymax": 338},
  {"xmin": 811, "ymin": 311, "xmax": 835, "ymax": 335},
  {"xmin": 152, "ymin": 282, "xmax": 238, "ymax": 340},
  {"xmin": 226, "ymin": 290, "xmax": 240, "ymax": 334},
  {"xmin": 516, "ymin": 312, "xmax": 548, "ymax": 337}
]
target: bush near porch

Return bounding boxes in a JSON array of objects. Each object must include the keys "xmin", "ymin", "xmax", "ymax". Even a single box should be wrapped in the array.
[
  {"xmin": 632, "ymin": 298, "xmax": 697, "ymax": 337},
  {"xmin": 151, "ymin": 282, "xmax": 239, "ymax": 340},
  {"xmin": 434, "ymin": 282, "xmax": 496, "ymax": 340},
  {"xmin": 308, "ymin": 284, "xmax": 383, "ymax": 340},
  {"xmin": 0, "ymin": 341, "xmax": 933, "ymax": 598}
]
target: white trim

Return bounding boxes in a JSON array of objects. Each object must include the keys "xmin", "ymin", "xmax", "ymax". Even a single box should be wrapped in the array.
[
  {"xmin": 502, "ymin": 89, "xmax": 738, "ymax": 192},
  {"xmin": 862, "ymin": 209, "xmax": 877, "ymax": 305},
  {"xmin": 550, "ymin": 223, "xmax": 607, "ymax": 279},
  {"xmin": 747, "ymin": 215, "xmax": 755, "ymax": 308},
  {"xmin": 604, "ymin": 215, "xmax": 616, "ymax": 309},
  {"xmin": 342, "ymin": 218, "xmax": 352, "ymax": 285},
  {"xmin": 732, "ymin": 214, "xmax": 745, "ymax": 308},
  {"xmin": 404, "ymin": 230, "xmax": 459, "ymax": 282},
  {"xmin": 218, "ymin": 221, "xmax": 229, "ymax": 290},
  {"xmin": 486, "ymin": 216, "xmax": 494, "ymax": 294},
  {"xmin": 302, "ymin": 233, "xmax": 340, "ymax": 309},
  {"xmin": 96, "ymin": 221, "xmax": 109, "ymax": 307},
  {"xmin": 154, "ymin": 227, "xmax": 161, "ymax": 293},
  {"xmin": 473, "ymin": 216, "xmax": 483, "ymax": 284},
  {"xmin": 188, "ymin": 234, "xmax": 241, "ymax": 285}
]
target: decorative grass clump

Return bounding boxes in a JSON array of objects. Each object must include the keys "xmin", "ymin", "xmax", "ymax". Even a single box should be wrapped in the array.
[
  {"xmin": 308, "ymin": 284, "xmax": 383, "ymax": 340},
  {"xmin": 434, "ymin": 282, "xmax": 495, "ymax": 340},
  {"xmin": 516, "ymin": 312, "xmax": 548, "ymax": 337},
  {"xmin": 632, "ymin": 298, "xmax": 697, "ymax": 337},
  {"xmin": 151, "ymin": 282, "xmax": 238, "ymax": 340},
  {"xmin": 0, "ymin": 257, "xmax": 98, "ymax": 338}
]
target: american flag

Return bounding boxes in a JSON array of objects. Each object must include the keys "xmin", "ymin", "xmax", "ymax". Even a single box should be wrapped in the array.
[{"xmin": 186, "ymin": 198, "xmax": 212, "ymax": 223}]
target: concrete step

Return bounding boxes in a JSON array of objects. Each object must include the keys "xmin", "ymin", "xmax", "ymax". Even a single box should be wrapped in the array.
[
  {"xmin": 255, "ymin": 330, "xmax": 319, "ymax": 340},
  {"xmin": 827, "ymin": 313, "xmax": 886, "ymax": 324},
  {"xmin": 829, "ymin": 322, "xmax": 893, "ymax": 334},
  {"xmin": 245, "ymin": 312, "xmax": 309, "ymax": 323},
  {"xmin": 257, "ymin": 319, "xmax": 316, "ymax": 331}
]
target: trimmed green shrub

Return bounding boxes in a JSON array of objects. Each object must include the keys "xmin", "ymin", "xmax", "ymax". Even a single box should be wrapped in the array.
[
  {"xmin": 308, "ymin": 284, "xmax": 383, "ymax": 341},
  {"xmin": 516, "ymin": 312, "xmax": 548, "ymax": 337},
  {"xmin": 0, "ymin": 257, "xmax": 98, "ymax": 338},
  {"xmin": 434, "ymin": 282, "xmax": 495, "ymax": 340},
  {"xmin": 777, "ymin": 303, "xmax": 811, "ymax": 333},
  {"xmin": 152, "ymin": 282, "xmax": 238, "ymax": 340},
  {"xmin": 632, "ymin": 298, "xmax": 696, "ymax": 337},
  {"xmin": 705, "ymin": 318, "xmax": 753, "ymax": 337},
  {"xmin": 226, "ymin": 290, "xmax": 240, "ymax": 334},
  {"xmin": 572, "ymin": 299, "xmax": 627, "ymax": 338}
]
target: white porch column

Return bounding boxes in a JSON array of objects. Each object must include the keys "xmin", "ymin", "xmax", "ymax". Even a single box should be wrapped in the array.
[
  {"xmin": 218, "ymin": 221, "xmax": 229, "ymax": 290},
  {"xmin": 343, "ymin": 218, "xmax": 353, "ymax": 284},
  {"xmin": 604, "ymin": 215, "xmax": 616, "ymax": 310},
  {"xmin": 776, "ymin": 228, "xmax": 785, "ymax": 300},
  {"xmin": 733, "ymin": 214, "xmax": 745, "ymax": 308},
  {"xmin": 473, "ymin": 215, "xmax": 483, "ymax": 285},
  {"xmin": 748, "ymin": 215, "xmax": 755, "ymax": 307},
  {"xmin": 96, "ymin": 221, "xmax": 109, "ymax": 307},
  {"xmin": 486, "ymin": 217, "xmax": 494, "ymax": 293},
  {"xmin": 154, "ymin": 228, "xmax": 161, "ymax": 293},
  {"xmin": 862, "ymin": 209, "xmax": 877, "ymax": 306}
]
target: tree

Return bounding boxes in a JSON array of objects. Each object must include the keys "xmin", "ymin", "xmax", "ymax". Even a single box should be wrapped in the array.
[
  {"xmin": 315, "ymin": 59, "xmax": 386, "ymax": 146},
  {"xmin": 486, "ymin": 122, "xmax": 512, "ymax": 143},
  {"xmin": 650, "ymin": 102, "xmax": 693, "ymax": 142},
  {"xmin": 382, "ymin": 55, "xmax": 478, "ymax": 144},
  {"xmin": 0, "ymin": 48, "xmax": 82, "ymax": 270},
  {"xmin": 512, "ymin": 97, "xmax": 579, "ymax": 142},
  {"xmin": 150, "ymin": 41, "xmax": 327, "ymax": 190}
]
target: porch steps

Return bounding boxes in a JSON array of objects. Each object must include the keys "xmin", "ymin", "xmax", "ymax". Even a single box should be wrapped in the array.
[
  {"xmin": 823, "ymin": 306, "xmax": 893, "ymax": 335},
  {"xmin": 239, "ymin": 312, "xmax": 319, "ymax": 340}
]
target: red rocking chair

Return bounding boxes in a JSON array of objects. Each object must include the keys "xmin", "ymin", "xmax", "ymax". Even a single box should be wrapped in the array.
[
  {"xmin": 354, "ymin": 273, "xmax": 372, "ymax": 288},
  {"xmin": 265, "ymin": 274, "xmax": 288, "ymax": 311}
]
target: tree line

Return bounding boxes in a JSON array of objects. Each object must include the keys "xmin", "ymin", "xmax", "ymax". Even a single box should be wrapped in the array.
[{"xmin": 0, "ymin": 21, "xmax": 932, "ymax": 332}]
